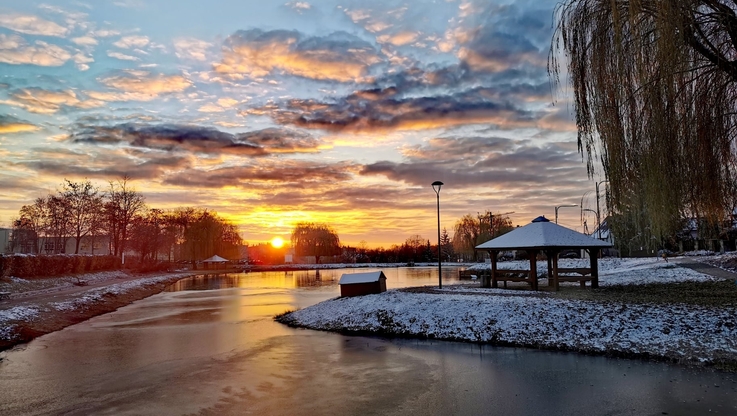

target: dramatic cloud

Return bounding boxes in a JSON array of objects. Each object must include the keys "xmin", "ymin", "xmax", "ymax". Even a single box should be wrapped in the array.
[
  {"xmin": 0, "ymin": 13, "xmax": 69, "ymax": 37},
  {"xmin": 3, "ymin": 88, "xmax": 103, "ymax": 114},
  {"xmin": 359, "ymin": 136, "xmax": 586, "ymax": 189},
  {"xmin": 87, "ymin": 71, "xmax": 192, "ymax": 101},
  {"xmin": 262, "ymin": 87, "xmax": 546, "ymax": 132},
  {"xmin": 0, "ymin": 115, "xmax": 39, "ymax": 134},
  {"xmin": 173, "ymin": 37, "xmax": 211, "ymax": 61},
  {"xmin": 112, "ymin": 35, "xmax": 150, "ymax": 49},
  {"xmin": 161, "ymin": 159, "xmax": 355, "ymax": 188},
  {"xmin": 69, "ymin": 123, "xmax": 322, "ymax": 156},
  {"xmin": 107, "ymin": 50, "xmax": 140, "ymax": 61},
  {"xmin": 0, "ymin": 34, "xmax": 71, "ymax": 66},
  {"xmin": 214, "ymin": 29, "xmax": 382, "ymax": 82}
]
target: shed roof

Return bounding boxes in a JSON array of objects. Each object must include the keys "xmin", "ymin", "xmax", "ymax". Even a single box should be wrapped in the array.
[
  {"xmin": 475, "ymin": 217, "xmax": 612, "ymax": 250},
  {"xmin": 339, "ymin": 271, "xmax": 387, "ymax": 285},
  {"xmin": 203, "ymin": 255, "xmax": 229, "ymax": 262}
]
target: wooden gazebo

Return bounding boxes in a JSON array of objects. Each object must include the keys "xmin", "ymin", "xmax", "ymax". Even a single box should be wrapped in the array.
[{"xmin": 475, "ymin": 216, "xmax": 612, "ymax": 290}]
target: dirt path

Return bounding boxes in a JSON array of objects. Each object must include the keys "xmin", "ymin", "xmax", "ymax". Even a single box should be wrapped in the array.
[{"xmin": 673, "ymin": 258, "xmax": 737, "ymax": 281}]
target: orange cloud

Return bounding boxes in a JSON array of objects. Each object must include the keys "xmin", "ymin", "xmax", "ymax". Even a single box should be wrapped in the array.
[
  {"xmin": 214, "ymin": 29, "xmax": 382, "ymax": 82},
  {"xmin": 0, "ymin": 34, "xmax": 71, "ymax": 67}
]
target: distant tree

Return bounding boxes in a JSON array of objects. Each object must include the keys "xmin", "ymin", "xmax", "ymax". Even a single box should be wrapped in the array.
[
  {"xmin": 181, "ymin": 210, "xmax": 242, "ymax": 264},
  {"xmin": 45, "ymin": 195, "xmax": 71, "ymax": 253},
  {"xmin": 290, "ymin": 222, "xmax": 341, "ymax": 264},
  {"xmin": 12, "ymin": 198, "xmax": 47, "ymax": 253},
  {"xmin": 404, "ymin": 234, "xmax": 426, "ymax": 262},
  {"xmin": 62, "ymin": 179, "xmax": 103, "ymax": 254},
  {"xmin": 105, "ymin": 176, "xmax": 146, "ymax": 257},
  {"xmin": 453, "ymin": 214, "xmax": 480, "ymax": 261},
  {"xmin": 440, "ymin": 227, "xmax": 454, "ymax": 261},
  {"xmin": 129, "ymin": 209, "xmax": 165, "ymax": 262}
]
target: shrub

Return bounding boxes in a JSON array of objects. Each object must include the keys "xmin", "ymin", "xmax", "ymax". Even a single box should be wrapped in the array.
[{"xmin": 0, "ymin": 254, "xmax": 121, "ymax": 278}]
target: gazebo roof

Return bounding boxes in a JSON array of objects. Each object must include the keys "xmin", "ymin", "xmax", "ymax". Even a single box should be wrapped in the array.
[
  {"xmin": 475, "ymin": 216, "xmax": 612, "ymax": 251},
  {"xmin": 203, "ymin": 255, "xmax": 229, "ymax": 262}
]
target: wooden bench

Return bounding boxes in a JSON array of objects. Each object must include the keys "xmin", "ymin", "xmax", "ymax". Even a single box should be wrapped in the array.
[
  {"xmin": 492, "ymin": 269, "xmax": 536, "ymax": 289},
  {"xmin": 553, "ymin": 267, "xmax": 593, "ymax": 288},
  {"xmin": 0, "ymin": 292, "xmax": 11, "ymax": 300}
]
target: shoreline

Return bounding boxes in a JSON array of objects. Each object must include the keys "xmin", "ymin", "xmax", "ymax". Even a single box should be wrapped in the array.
[{"xmin": 276, "ymin": 280, "xmax": 737, "ymax": 372}]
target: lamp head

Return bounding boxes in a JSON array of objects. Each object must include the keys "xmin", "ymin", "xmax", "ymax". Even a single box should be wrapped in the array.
[{"xmin": 432, "ymin": 181, "xmax": 443, "ymax": 194}]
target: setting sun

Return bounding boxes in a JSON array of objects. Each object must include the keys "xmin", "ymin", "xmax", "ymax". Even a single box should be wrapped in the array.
[{"xmin": 270, "ymin": 237, "xmax": 285, "ymax": 248}]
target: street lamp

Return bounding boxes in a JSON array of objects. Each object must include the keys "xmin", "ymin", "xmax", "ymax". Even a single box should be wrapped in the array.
[
  {"xmin": 555, "ymin": 204, "xmax": 578, "ymax": 224},
  {"xmin": 596, "ymin": 180, "xmax": 609, "ymax": 239},
  {"xmin": 432, "ymin": 181, "xmax": 444, "ymax": 289}
]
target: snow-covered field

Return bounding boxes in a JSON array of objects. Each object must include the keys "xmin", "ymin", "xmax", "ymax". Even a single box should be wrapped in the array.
[{"xmin": 280, "ymin": 257, "xmax": 737, "ymax": 366}]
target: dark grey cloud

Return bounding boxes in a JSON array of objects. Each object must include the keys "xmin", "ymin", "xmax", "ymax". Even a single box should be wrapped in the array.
[
  {"xmin": 359, "ymin": 136, "xmax": 587, "ymax": 189},
  {"xmin": 258, "ymin": 87, "xmax": 541, "ymax": 133},
  {"xmin": 160, "ymin": 160, "xmax": 356, "ymax": 188},
  {"xmin": 69, "ymin": 123, "xmax": 322, "ymax": 156}
]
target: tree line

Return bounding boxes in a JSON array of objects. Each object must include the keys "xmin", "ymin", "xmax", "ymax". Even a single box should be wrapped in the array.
[
  {"xmin": 281, "ymin": 212, "xmax": 514, "ymax": 265},
  {"xmin": 10, "ymin": 177, "xmax": 242, "ymax": 264}
]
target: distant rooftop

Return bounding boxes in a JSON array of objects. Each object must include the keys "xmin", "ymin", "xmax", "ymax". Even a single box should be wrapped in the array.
[{"xmin": 339, "ymin": 271, "xmax": 386, "ymax": 285}]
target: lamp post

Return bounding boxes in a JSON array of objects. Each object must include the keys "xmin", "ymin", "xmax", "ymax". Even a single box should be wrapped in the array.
[
  {"xmin": 555, "ymin": 204, "xmax": 578, "ymax": 224},
  {"xmin": 595, "ymin": 180, "xmax": 609, "ymax": 239},
  {"xmin": 432, "ymin": 181, "xmax": 444, "ymax": 289}
]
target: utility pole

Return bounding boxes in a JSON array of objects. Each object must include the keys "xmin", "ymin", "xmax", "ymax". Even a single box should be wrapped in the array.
[{"xmin": 596, "ymin": 180, "xmax": 609, "ymax": 239}]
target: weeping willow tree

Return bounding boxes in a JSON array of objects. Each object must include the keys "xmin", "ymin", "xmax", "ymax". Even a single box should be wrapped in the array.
[{"xmin": 550, "ymin": 0, "xmax": 737, "ymax": 250}]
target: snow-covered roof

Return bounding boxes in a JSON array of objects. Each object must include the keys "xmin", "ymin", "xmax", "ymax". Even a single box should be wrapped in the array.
[
  {"xmin": 476, "ymin": 217, "xmax": 612, "ymax": 250},
  {"xmin": 203, "ymin": 255, "xmax": 229, "ymax": 262},
  {"xmin": 339, "ymin": 271, "xmax": 386, "ymax": 285}
]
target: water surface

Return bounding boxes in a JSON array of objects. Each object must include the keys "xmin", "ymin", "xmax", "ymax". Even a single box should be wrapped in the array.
[{"xmin": 1, "ymin": 267, "xmax": 735, "ymax": 415}]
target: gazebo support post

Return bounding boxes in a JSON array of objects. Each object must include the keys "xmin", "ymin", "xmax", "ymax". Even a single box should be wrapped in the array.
[
  {"xmin": 528, "ymin": 249, "xmax": 538, "ymax": 290},
  {"xmin": 488, "ymin": 251, "xmax": 497, "ymax": 288},
  {"xmin": 551, "ymin": 251, "xmax": 559, "ymax": 291},
  {"xmin": 590, "ymin": 248, "xmax": 600, "ymax": 288}
]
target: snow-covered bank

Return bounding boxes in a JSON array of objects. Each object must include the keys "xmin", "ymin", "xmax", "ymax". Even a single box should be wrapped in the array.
[
  {"xmin": 279, "ymin": 290, "xmax": 737, "ymax": 365},
  {"xmin": 278, "ymin": 258, "xmax": 737, "ymax": 367}
]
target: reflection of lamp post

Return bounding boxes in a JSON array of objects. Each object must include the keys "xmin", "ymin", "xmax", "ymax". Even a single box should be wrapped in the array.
[
  {"xmin": 555, "ymin": 204, "xmax": 578, "ymax": 224},
  {"xmin": 432, "ymin": 181, "xmax": 444, "ymax": 289},
  {"xmin": 596, "ymin": 180, "xmax": 609, "ymax": 239}
]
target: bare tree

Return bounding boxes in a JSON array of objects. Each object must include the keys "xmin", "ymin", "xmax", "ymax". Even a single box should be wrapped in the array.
[
  {"xmin": 62, "ymin": 179, "xmax": 104, "ymax": 254},
  {"xmin": 105, "ymin": 176, "xmax": 146, "ymax": 257}
]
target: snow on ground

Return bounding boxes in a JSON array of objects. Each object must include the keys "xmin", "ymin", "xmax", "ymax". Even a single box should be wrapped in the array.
[
  {"xmin": 281, "ymin": 257, "xmax": 737, "ymax": 365},
  {"xmin": 467, "ymin": 257, "xmax": 718, "ymax": 285}
]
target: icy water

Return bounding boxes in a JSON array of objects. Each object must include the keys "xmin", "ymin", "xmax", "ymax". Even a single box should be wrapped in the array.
[{"xmin": 1, "ymin": 267, "xmax": 736, "ymax": 415}]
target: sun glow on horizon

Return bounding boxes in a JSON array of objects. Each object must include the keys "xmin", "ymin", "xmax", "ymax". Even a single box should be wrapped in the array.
[{"xmin": 270, "ymin": 237, "xmax": 285, "ymax": 248}]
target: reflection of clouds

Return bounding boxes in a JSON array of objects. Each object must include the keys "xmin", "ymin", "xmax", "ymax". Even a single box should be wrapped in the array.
[{"xmin": 214, "ymin": 29, "xmax": 382, "ymax": 82}]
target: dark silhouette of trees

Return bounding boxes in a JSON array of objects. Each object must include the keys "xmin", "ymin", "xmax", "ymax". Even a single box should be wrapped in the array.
[
  {"xmin": 550, "ymin": 0, "xmax": 737, "ymax": 246},
  {"xmin": 290, "ymin": 222, "xmax": 341, "ymax": 264},
  {"xmin": 105, "ymin": 176, "xmax": 145, "ymax": 257},
  {"xmin": 62, "ymin": 179, "xmax": 103, "ymax": 254}
]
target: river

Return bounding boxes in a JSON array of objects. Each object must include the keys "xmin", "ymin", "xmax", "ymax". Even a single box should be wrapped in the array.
[{"xmin": 1, "ymin": 267, "xmax": 736, "ymax": 415}]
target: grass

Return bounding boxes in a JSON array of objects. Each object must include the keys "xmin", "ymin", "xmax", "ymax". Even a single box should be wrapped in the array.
[{"xmin": 554, "ymin": 281, "xmax": 737, "ymax": 307}]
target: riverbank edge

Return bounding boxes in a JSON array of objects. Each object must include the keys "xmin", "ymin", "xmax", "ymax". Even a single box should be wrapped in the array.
[
  {"xmin": 275, "ymin": 297, "xmax": 737, "ymax": 373},
  {"xmin": 0, "ymin": 263, "xmax": 439, "ymax": 353},
  {"xmin": 0, "ymin": 273, "xmax": 196, "ymax": 352}
]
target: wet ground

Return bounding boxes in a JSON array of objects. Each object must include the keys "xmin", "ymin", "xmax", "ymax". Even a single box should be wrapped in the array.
[{"xmin": 1, "ymin": 268, "xmax": 736, "ymax": 415}]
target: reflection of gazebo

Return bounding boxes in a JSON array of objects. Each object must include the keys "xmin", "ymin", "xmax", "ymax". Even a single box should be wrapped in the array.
[
  {"xmin": 475, "ymin": 216, "xmax": 612, "ymax": 290},
  {"xmin": 202, "ymin": 255, "xmax": 229, "ymax": 270}
]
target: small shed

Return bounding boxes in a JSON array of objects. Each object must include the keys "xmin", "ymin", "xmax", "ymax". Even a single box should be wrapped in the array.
[
  {"xmin": 339, "ymin": 271, "xmax": 387, "ymax": 297},
  {"xmin": 203, "ymin": 255, "xmax": 229, "ymax": 269}
]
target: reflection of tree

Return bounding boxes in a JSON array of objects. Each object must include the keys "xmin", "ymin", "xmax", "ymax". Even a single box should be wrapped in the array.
[{"xmin": 290, "ymin": 222, "xmax": 341, "ymax": 264}]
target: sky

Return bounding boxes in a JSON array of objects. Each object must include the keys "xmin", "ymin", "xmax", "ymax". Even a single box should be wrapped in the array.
[{"xmin": 0, "ymin": 0, "xmax": 607, "ymax": 247}]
